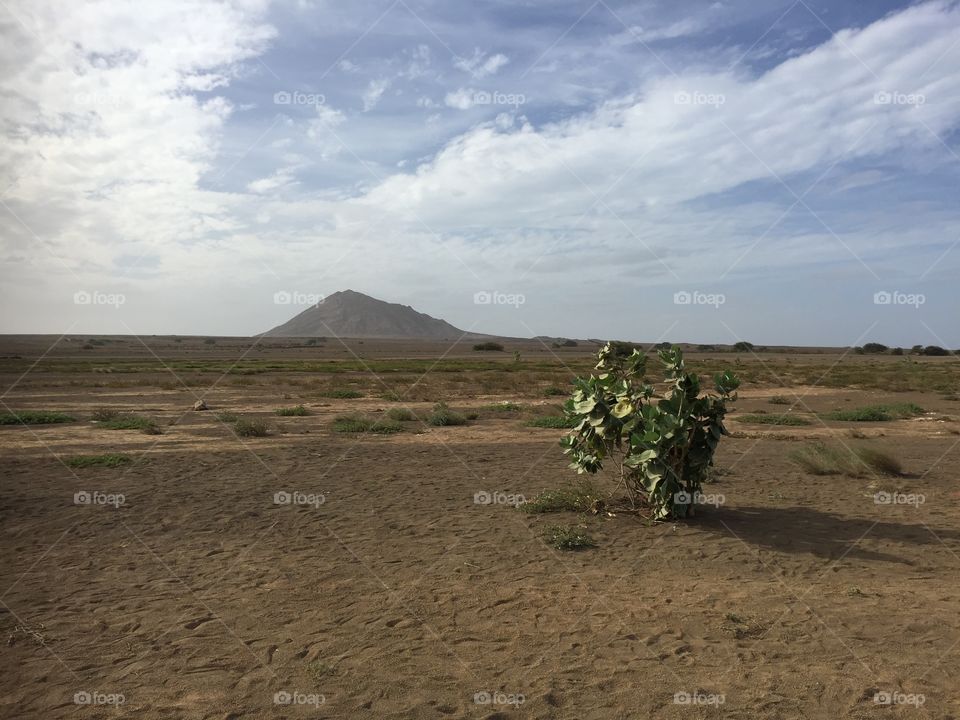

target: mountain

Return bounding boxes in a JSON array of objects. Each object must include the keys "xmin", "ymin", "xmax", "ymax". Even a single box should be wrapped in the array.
[{"xmin": 264, "ymin": 290, "xmax": 472, "ymax": 339}]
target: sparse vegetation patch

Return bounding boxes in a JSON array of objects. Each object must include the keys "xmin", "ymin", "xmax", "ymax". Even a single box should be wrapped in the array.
[{"xmin": 0, "ymin": 410, "xmax": 75, "ymax": 425}]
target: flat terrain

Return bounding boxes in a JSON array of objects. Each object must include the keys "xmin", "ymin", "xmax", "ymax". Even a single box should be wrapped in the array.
[{"xmin": 1, "ymin": 336, "xmax": 959, "ymax": 719}]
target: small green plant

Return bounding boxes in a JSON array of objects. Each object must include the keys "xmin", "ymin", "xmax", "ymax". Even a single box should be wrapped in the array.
[
  {"xmin": 738, "ymin": 413, "xmax": 811, "ymax": 426},
  {"xmin": 768, "ymin": 395, "xmax": 790, "ymax": 405},
  {"xmin": 521, "ymin": 481, "xmax": 602, "ymax": 514},
  {"xmin": 275, "ymin": 405, "xmax": 309, "ymax": 416},
  {"xmin": 91, "ymin": 408, "xmax": 118, "ymax": 421},
  {"xmin": 527, "ymin": 415, "xmax": 579, "ymax": 429},
  {"xmin": 331, "ymin": 415, "xmax": 403, "ymax": 434},
  {"xmin": 65, "ymin": 453, "xmax": 133, "ymax": 468},
  {"xmin": 320, "ymin": 388, "xmax": 364, "ymax": 399},
  {"xmin": 543, "ymin": 386, "xmax": 567, "ymax": 397},
  {"xmin": 561, "ymin": 343, "xmax": 739, "ymax": 520},
  {"xmin": 234, "ymin": 418, "xmax": 270, "ymax": 437},
  {"xmin": 385, "ymin": 407, "xmax": 415, "ymax": 421},
  {"xmin": 380, "ymin": 390, "xmax": 402, "ymax": 402},
  {"xmin": 216, "ymin": 412, "xmax": 239, "ymax": 423},
  {"xmin": 427, "ymin": 402, "xmax": 468, "ymax": 426},
  {"xmin": 543, "ymin": 524, "xmax": 595, "ymax": 550},
  {"xmin": 473, "ymin": 341, "xmax": 504, "ymax": 352},
  {"xmin": 100, "ymin": 414, "xmax": 161, "ymax": 434},
  {"xmin": 0, "ymin": 410, "xmax": 75, "ymax": 425},
  {"xmin": 822, "ymin": 403, "xmax": 923, "ymax": 422}
]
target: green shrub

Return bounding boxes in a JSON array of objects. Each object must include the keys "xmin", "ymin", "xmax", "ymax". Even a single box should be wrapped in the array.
[
  {"xmin": 473, "ymin": 341, "xmax": 504, "ymax": 352},
  {"xmin": 823, "ymin": 403, "xmax": 923, "ymax": 422},
  {"xmin": 527, "ymin": 415, "xmax": 579, "ymax": 429},
  {"xmin": 768, "ymin": 395, "xmax": 790, "ymax": 405},
  {"xmin": 482, "ymin": 401, "xmax": 521, "ymax": 412},
  {"xmin": 91, "ymin": 408, "xmax": 118, "ymax": 421},
  {"xmin": 275, "ymin": 405, "xmax": 309, "ymax": 416},
  {"xmin": 543, "ymin": 524, "xmax": 595, "ymax": 550},
  {"xmin": 100, "ymin": 414, "xmax": 161, "ymax": 434},
  {"xmin": 331, "ymin": 415, "xmax": 403, "ymax": 434},
  {"xmin": 216, "ymin": 412, "xmax": 239, "ymax": 423},
  {"xmin": 0, "ymin": 410, "xmax": 75, "ymax": 425},
  {"xmin": 380, "ymin": 390, "xmax": 402, "ymax": 402},
  {"xmin": 543, "ymin": 386, "xmax": 567, "ymax": 397},
  {"xmin": 738, "ymin": 413, "xmax": 811, "ymax": 426},
  {"xmin": 427, "ymin": 402, "xmax": 468, "ymax": 426},
  {"xmin": 65, "ymin": 453, "xmax": 133, "ymax": 468},
  {"xmin": 733, "ymin": 341, "xmax": 754, "ymax": 352},
  {"xmin": 561, "ymin": 343, "xmax": 739, "ymax": 520},
  {"xmin": 234, "ymin": 418, "xmax": 270, "ymax": 437}
]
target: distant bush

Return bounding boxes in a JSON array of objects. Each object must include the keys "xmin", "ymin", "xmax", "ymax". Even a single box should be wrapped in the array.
[
  {"xmin": 0, "ymin": 410, "xmax": 75, "ymax": 425},
  {"xmin": 768, "ymin": 395, "xmax": 790, "ymax": 405},
  {"xmin": 99, "ymin": 414, "xmax": 161, "ymax": 434},
  {"xmin": 234, "ymin": 418, "xmax": 270, "ymax": 437},
  {"xmin": 65, "ymin": 453, "xmax": 132, "ymax": 468},
  {"xmin": 427, "ymin": 402, "xmax": 468, "ymax": 426},
  {"xmin": 332, "ymin": 415, "xmax": 402, "ymax": 434},
  {"xmin": 543, "ymin": 386, "xmax": 567, "ymax": 396},
  {"xmin": 738, "ymin": 413, "xmax": 810, "ymax": 426},
  {"xmin": 527, "ymin": 415, "xmax": 579, "ymax": 429},
  {"xmin": 790, "ymin": 442, "xmax": 901, "ymax": 477},
  {"xmin": 473, "ymin": 341, "xmax": 504, "ymax": 352},
  {"xmin": 733, "ymin": 341, "xmax": 754, "ymax": 352},
  {"xmin": 320, "ymin": 389, "xmax": 363, "ymax": 399},
  {"xmin": 823, "ymin": 403, "xmax": 923, "ymax": 422},
  {"xmin": 890, "ymin": 347, "xmax": 904, "ymax": 356},
  {"xmin": 203, "ymin": 338, "xmax": 216, "ymax": 345},
  {"xmin": 385, "ymin": 407, "xmax": 415, "ymax": 421},
  {"xmin": 922, "ymin": 345, "xmax": 950, "ymax": 356},
  {"xmin": 275, "ymin": 405, "xmax": 309, "ymax": 416},
  {"xmin": 552, "ymin": 339, "xmax": 578, "ymax": 348},
  {"xmin": 482, "ymin": 401, "xmax": 521, "ymax": 412},
  {"xmin": 862, "ymin": 343, "xmax": 888, "ymax": 354}
]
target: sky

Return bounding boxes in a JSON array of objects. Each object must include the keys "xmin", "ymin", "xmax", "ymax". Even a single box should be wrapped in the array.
[{"xmin": 1, "ymin": 0, "xmax": 958, "ymax": 347}]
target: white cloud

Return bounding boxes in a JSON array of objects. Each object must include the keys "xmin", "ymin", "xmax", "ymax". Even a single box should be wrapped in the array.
[
  {"xmin": 362, "ymin": 78, "xmax": 389, "ymax": 111},
  {"xmin": 444, "ymin": 88, "xmax": 477, "ymax": 109},
  {"xmin": 454, "ymin": 49, "xmax": 509, "ymax": 78}
]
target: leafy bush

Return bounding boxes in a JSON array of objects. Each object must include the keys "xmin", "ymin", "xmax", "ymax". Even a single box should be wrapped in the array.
[
  {"xmin": 65, "ymin": 453, "xmax": 133, "ymax": 468},
  {"xmin": 473, "ymin": 341, "xmax": 504, "ymax": 352},
  {"xmin": 0, "ymin": 410, "xmax": 75, "ymax": 425},
  {"xmin": 543, "ymin": 524, "xmax": 595, "ymax": 550},
  {"xmin": 234, "ymin": 418, "xmax": 270, "ymax": 437},
  {"xmin": 789, "ymin": 442, "xmax": 901, "ymax": 476},
  {"xmin": 733, "ymin": 341, "xmax": 754, "ymax": 352},
  {"xmin": 823, "ymin": 402, "xmax": 923, "ymax": 422},
  {"xmin": 527, "ymin": 415, "xmax": 579, "ymax": 429},
  {"xmin": 561, "ymin": 343, "xmax": 739, "ymax": 520},
  {"xmin": 331, "ymin": 415, "xmax": 403, "ymax": 434},
  {"xmin": 922, "ymin": 345, "xmax": 951, "ymax": 356},
  {"xmin": 862, "ymin": 343, "xmax": 888, "ymax": 354},
  {"xmin": 427, "ymin": 402, "xmax": 468, "ymax": 426},
  {"xmin": 738, "ymin": 413, "xmax": 810, "ymax": 426},
  {"xmin": 275, "ymin": 405, "xmax": 309, "ymax": 416}
]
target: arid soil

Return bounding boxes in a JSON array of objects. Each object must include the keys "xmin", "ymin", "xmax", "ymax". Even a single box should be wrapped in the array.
[{"xmin": 1, "ymin": 336, "xmax": 958, "ymax": 719}]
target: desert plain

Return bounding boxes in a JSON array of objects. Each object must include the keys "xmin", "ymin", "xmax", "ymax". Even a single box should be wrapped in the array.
[{"xmin": 1, "ymin": 335, "xmax": 959, "ymax": 719}]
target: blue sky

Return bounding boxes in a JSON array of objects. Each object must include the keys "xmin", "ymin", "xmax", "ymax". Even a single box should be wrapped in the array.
[{"xmin": 1, "ymin": 0, "xmax": 958, "ymax": 347}]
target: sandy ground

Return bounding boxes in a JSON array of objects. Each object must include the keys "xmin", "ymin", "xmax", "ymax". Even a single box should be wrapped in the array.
[{"xmin": 1, "ymin": 344, "xmax": 959, "ymax": 719}]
